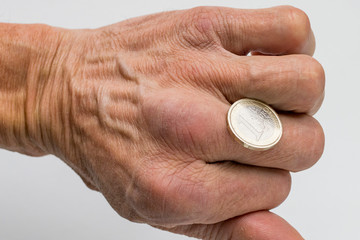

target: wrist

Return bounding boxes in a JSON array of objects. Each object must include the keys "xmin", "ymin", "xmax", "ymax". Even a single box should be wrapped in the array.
[{"xmin": 0, "ymin": 23, "xmax": 70, "ymax": 156}]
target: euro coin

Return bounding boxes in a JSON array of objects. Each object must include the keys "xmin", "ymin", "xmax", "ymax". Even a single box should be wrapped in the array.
[{"xmin": 227, "ymin": 98, "xmax": 282, "ymax": 151}]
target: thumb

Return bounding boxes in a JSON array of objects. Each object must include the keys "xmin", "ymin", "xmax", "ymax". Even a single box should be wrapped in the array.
[
  {"xmin": 217, "ymin": 211, "xmax": 304, "ymax": 240},
  {"xmin": 161, "ymin": 210, "xmax": 304, "ymax": 240}
]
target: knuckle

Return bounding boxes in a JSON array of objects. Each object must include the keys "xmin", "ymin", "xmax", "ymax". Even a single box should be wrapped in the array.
[
  {"xmin": 306, "ymin": 119, "xmax": 325, "ymax": 167},
  {"xmin": 267, "ymin": 170, "xmax": 292, "ymax": 208},
  {"xmin": 294, "ymin": 117, "xmax": 325, "ymax": 171},
  {"xmin": 310, "ymin": 58, "xmax": 326, "ymax": 89},
  {"xmin": 284, "ymin": 6, "xmax": 311, "ymax": 30},
  {"xmin": 188, "ymin": 6, "xmax": 221, "ymax": 27},
  {"xmin": 280, "ymin": 6, "xmax": 311, "ymax": 48},
  {"xmin": 280, "ymin": 171, "xmax": 291, "ymax": 202},
  {"xmin": 299, "ymin": 56, "xmax": 325, "ymax": 111},
  {"xmin": 283, "ymin": 5, "xmax": 310, "ymax": 24},
  {"xmin": 181, "ymin": 6, "xmax": 222, "ymax": 48},
  {"xmin": 278, "ymin": 171, "xmax": 292, "ymax": 201},
  {"xmin": 310, "ymin": 59, "xmax": 325, "ymax": 98},
  {"xmin": 135, "ymin": 161, "xmax": 208, "ymax": 225}
]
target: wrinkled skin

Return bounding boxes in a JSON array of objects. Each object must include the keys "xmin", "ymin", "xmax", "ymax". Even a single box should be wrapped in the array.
[{"xmin": 5, "ymin": 5, "xmax": 325, "ymax": 240}]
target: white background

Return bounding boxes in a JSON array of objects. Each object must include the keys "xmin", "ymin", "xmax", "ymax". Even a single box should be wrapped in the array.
[{"xmin": 1, "ymin": 0, "xmax": 359, "ymax": 239}]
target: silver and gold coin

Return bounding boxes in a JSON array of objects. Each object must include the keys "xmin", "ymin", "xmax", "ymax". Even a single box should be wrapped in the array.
[{"xmin": 227, "ymin": 98, "xmax": 282, "ymax": 151}]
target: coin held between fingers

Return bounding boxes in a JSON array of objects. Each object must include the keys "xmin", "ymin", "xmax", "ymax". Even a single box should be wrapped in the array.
[{"xmin": 227, "ymin": 99, "xmax": 282, "ymax": 151}]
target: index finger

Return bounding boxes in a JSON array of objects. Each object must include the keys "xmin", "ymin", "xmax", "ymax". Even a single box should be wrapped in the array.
[{"xmin": 185, "ymin": 5, "xmax": 315, "ymax": 55}]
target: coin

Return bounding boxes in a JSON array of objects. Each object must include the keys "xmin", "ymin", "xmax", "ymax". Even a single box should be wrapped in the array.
[{"xmin": 227, "ymin": 98, "xmax": 282, "ymax": 151}]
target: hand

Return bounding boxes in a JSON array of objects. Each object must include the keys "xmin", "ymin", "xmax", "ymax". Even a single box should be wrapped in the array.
[{"xmin": 26, "ymin": 5, "xmax": 324, "ymax": 239}]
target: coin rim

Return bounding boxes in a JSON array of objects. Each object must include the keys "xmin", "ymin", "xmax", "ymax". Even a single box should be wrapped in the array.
[{"xmin": 227, "ymin": 98, "xmax": 283, "ymax": 151}]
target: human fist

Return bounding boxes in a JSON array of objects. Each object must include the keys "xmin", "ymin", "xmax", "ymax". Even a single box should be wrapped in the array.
[{"xmin": 29, "ymin": 5, "xmax": 324, "ymax": 239}]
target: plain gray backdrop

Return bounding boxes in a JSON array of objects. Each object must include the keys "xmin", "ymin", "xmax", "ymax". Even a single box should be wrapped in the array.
[{"xmin": 1, "ymin": 0, "xmax": 359, "ymax": 239}]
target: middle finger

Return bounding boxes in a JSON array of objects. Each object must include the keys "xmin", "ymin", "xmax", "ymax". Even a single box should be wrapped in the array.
[{"xmin": 199, "ymin": 53, "xmax": 325, "ymax": 114}]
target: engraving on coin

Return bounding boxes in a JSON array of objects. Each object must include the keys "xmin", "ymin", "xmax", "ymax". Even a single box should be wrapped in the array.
[{"xmin": 227, "ymin": 99, "xmax": 282, "ymax": 151}]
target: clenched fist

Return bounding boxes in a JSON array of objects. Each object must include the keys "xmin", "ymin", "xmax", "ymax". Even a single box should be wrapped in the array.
[{"xmin": 0, "ymin": 5, "xmax": 325, "ymax": 240}]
